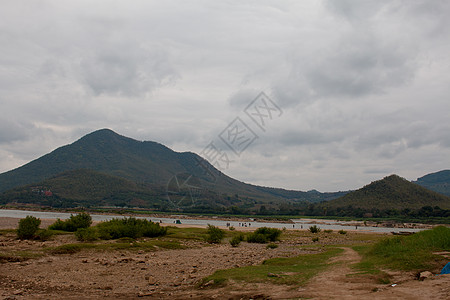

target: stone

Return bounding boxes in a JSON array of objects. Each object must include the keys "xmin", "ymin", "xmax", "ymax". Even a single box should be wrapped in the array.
[{"xmin": 419, "ymin": 271, "xmax": 433, "ymax": 281}]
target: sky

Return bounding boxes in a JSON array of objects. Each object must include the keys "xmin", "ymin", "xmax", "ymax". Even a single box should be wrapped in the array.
[{"xmin": 1, "ymin": 0, "xmax": 450, "ymax": 192}]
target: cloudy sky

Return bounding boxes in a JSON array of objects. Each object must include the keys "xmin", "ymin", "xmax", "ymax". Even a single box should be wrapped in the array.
[{"xmin": 1, "ymin": 0, "xmax": 450, "ymax": 192}]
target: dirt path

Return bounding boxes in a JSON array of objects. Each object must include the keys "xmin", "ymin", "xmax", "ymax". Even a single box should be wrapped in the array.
[
  {"xmin": 300, "ymin": 247, "xmax": 374, "ymax": 299},
  {"xmin": 300, "ymin": 247, "xmax": 450, "ymax": 300}
]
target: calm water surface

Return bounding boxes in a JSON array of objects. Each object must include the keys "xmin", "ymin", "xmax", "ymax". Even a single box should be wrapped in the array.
[{"xmin": 0, "ymin": 209, "xmax": 423, "ymax": 233}]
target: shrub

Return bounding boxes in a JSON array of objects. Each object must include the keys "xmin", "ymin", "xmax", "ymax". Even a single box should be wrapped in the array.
[
  {"xmin": 324, "ymin": 229, "xmax": 333, "ymax": 233},
  {"xmin": 206, "ymin": 224, "xmax": 225, "ymax": 244},
  {"xmin": 35, "ymin": 229, "xmax": 54, "ymax": 241},
  {"xmin": 254, "ymin": 227, "xmax": 282, "ymax": 242},
  {"xmin": 17, "ymin": 216, "xmax": 41, "ymax": 239},
  {"xmin": 312, "ymin": 237, "xmax": 319, "ymax": 242},
  {"xmin": 266, "ymin": 243, "xmax": 278, "ymax": 249},
  {"xmin": 49, "ymin": 213, "xmax": 92, "ymax": 232},
  {"xmin": 338, "ymin": 230, "xmax": 347, "ymax": 235},
  {"xmin": 230, "ymin": 235, "xmax": 242, "ymax": 247},
  {"xmin": 75, "ymin": 227, "xmax": 98, "ymax": 242},
  {"xmin": 229, "ymin": 226, "xmax": 235, "ymax": 231},
  {"xmin": 309, "ymin": 225, "xmax": 321, "ymax": 234},
  {"xmin": 246, "ymin": 233, "xmax": 268, "ymax": 243},
  {"xmin": 96, "ymin": 217, "xmax": 167, "ymax": 240}
]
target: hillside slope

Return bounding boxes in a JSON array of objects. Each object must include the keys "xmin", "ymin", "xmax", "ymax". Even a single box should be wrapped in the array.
[
  {"xmin": 324, "ymin": 174, "xmax": 450, "ymax": 210},
  {"xmin": 414, "ymin": 170, "xmax": 450, "ymax": 197},
  {"xmin": 0, "ymin": 129, "xmax": 344, "ymax": 208}
]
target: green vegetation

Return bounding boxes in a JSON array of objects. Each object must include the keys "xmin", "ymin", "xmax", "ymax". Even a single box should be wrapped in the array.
[
  {"xmin": 355, "ymin": 226, "xmax": 450, "ymax": 272},
  {"xmin": 312, "ymin": 237, "xmax": 319, "ymax": 242},
  {"xmin": 414, "ymin": 169, "xmax": 450, "ymax": 197},
  {"xmin": 17, "ymin": 216, "xmax": 41, "ymax": 239},
  {"xmin": 229, "ymin": 234, "xmax": 245, "ymax": 247},
  {"xmin": 48, "ymin": 240, "xmax": 184, "ymax": 254},
  {"xmin": 48, "ymin": 213, "xmax": 92, "ymax": 232},
  {"xmin": 247, "ymin": 227, "xmax": 282, "ymax": 244},
  {"xmin": 338, "ymin": 230, "xmax": 347, "ymax": 235},
  {"xmin": 96, "ymin": 217, "xmax": 167, "ymax": 240},
  {"xmin": 201, "ymin": 248, "xmax": 343, "ymax": 287},
  {"xmin": 205, "ymin": 225, "xmax": 225, "ymax": 244},
  {"xmin": 266, "ymin": 243, "xmax": 278, "ymax": 249},
  {"xmin": 309, "ymin": 225, "xmax": 321, "ymax": 233},
  {"xmin": 75, "ymin": 227, "xmax": 98, "ymax": 241}
]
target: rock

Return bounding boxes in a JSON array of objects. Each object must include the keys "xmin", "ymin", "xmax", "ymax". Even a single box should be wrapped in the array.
[
  {"xmin": 267, "ymin": 273, "xmax": 280, "ymax": 278},
  {"xmin": 82, "ymin": 259, "xmax": 89, "ymax": 263},
  {"xmin": 147, "ymin": 275, "xmax": 157, "ymax": 285},
  {"xmin": 419, "ymin": 271, "xmax": 433, "ymax": 281},
  {"xmin": 204, "ymin": 280, "xmax": 214, "ymax": 287}
]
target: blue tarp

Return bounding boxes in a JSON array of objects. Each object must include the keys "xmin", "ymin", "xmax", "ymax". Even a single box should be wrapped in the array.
[{"xmin": 440, "ymin": 262, "xmax": 450, "ymax": 275}]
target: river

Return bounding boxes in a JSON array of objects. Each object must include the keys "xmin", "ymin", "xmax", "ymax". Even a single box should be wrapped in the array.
[{"xmin": 0, "ymin": 209, "xmax": 424, "ymax": 233}]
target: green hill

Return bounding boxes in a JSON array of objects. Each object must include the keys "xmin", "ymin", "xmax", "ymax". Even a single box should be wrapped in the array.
[
  {"xmin": 414, "ymin": 170, "xmax": 450, "ymax": 197},
  {"xmin": 325, "ymin": 174, "xmax": 450, "ymax": 210},
  {"xmin": 0, "ymin": 129, "xmax": 344, "ymax": 210}
]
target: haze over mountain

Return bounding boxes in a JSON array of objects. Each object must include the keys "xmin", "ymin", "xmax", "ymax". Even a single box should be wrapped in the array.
[{"xmin": 0, "ymin": 129, "xmax": 345, "ymax": 209}]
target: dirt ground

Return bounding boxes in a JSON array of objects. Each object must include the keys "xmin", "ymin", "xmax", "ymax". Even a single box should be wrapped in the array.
[{"xmin": 1, "ymin": 217, "xmax": 449, "ymax": 299}]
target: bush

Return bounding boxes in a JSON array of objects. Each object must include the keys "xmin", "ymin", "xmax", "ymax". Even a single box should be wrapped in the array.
[
  {"xmin": 36, "ymin": 229, "xmax": 54, "ymax": 241},
  {"xmin": 338, "ymin": 230, "xmax": 347, "ymax": 235},
  {"xmin": 309, "ymin": 225, "xmax": 321, "ymax": 234},
  {"xmin": 230, "ymin": 235, "xmax": 242, "ymax": 247},
  {"xmin": 96, "ymin": 217, "xmax": 167, "ymax": 240},
  {"xmin": 312, "ymin": 237, "xmax": 319, "ymax": 242},
  {"xmin": 266, "ymin": 243, "xmax": 278, "ymax": 249},
  {"xmin": 49, "ymin": 213, "xmax": 92, "ymax": 232},
  {"xmin": 247, "ymin": 233, "xmax": 268, "ymax": 243},
  {"xmin": 17, "ymin": 216, "xmax": 41, "ymax": 239},
  {"xmin": 229, "ymin": 226, "xmax": 235, "ymax": 231},
  {"xmin": 206, "ymin": 225, "xmax": 225, "ymax": 244},
  {"xmin": 75, "ymin": 227, "xmax": 98, "ymax": 242},
  {"xmin": 324, "ymin": 229, "xmax": 333, "ymax": 233},
  {"xmin": 254, "ymin": 227, "xmax": 282, "ymax": 242}
]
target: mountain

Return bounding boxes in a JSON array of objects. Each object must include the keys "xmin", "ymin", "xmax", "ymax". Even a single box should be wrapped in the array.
[
  {"xmin": 0, "ymin": 129, "xmax": 345, "ymax": 209},
  {"xmin": 413, "ymin": 170, "xmax": 450, "ymax": 197},
  {"xmin": 324, "ymin": 174, "xmax": 450, "ymax": 210}
]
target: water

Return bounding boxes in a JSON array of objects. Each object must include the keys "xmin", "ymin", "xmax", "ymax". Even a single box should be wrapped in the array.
[{"xmin": 0, "ymin": 209, "xmax": 424, "ymax": 233}]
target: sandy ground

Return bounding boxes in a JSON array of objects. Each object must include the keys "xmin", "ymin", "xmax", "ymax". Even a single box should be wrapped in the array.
[{"xmin": 1, "ymin": 217, "xmax": 449, "ymax": 299}]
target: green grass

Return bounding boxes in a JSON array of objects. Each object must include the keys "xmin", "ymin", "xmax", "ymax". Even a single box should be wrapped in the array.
[
  {"xmin": 354, "ymin": 226, "xmax": 450, "ymax": 272},
  {"xmin": 201, "ymin": 248, "xmax": 343, "ymax": 287},
  {"xmin": 47, "ymin": 239, "xmax": 185, "ymax": 254},
  {"xmin": 0, "ymin": 250, "xmax": 44, "ymax": 262}
]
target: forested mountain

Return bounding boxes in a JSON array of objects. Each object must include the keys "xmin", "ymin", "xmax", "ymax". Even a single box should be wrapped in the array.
[
  {"xmin": 0, "ymin": 129, "xmax": 344, "ymax": 210},
  {"xmin": 324, "ymin": 175, "xmax": 450, "ymax": 210},
  {"xmin": 414, "ymin": 170, "xmax": 450, "ymax": 197}
]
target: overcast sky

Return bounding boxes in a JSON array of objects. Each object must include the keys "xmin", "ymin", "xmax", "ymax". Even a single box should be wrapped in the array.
[{"xmin": 1, "ymin": 0, "xmax": 450, "ymax": 192}]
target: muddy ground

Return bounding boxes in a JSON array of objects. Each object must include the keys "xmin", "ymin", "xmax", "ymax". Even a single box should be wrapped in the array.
[{"xmin": 0, "ymin": 217, "xmax": 449, "ymax": 299}]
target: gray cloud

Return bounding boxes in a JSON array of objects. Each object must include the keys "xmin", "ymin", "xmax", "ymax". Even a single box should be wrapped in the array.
[{"xmin": 1, "ymin": 0, "xmax": 449, "ymax": 191}]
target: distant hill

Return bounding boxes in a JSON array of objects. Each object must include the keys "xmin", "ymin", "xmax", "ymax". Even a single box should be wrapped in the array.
[
  {"xmin": 0, "ymin": 129, "xmax": 345, "ymax": 209},
  {"xmin": 413, "ymin": 170, "xmax": 450, "ymax": 197},
  {"xmin": 324, "ymin": 174, "xmax": 450, "ymax": 210}
]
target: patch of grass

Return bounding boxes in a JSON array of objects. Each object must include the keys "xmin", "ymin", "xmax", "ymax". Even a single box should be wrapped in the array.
[
  {"xmin": 48, "ymin": 239, "xmax": 185, "ymax": 254},
  {"xmin": 355, "ymin": 226, "xmax": 450, "ymax": 272},
  {"xmin": 338, "ymin": 230, "xmax": 347, "ymax": 235},
  {"xmin": 164, "ymin": 226, "xmax": 207, "ymax": 241},
  {"xmin": 266, "ymin": 243, "xmax": 278, "ymax": 249},
  {"xmin": 201, "ymin": 248, "xmax": 343, "ymax": 287},
  {"xmin": 324, "ymin": 229, "xmax": 333, "ymax": 233},
  {"xmin": 0, "ymin": 250, "xmax": 44, "ymax": 262}
]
